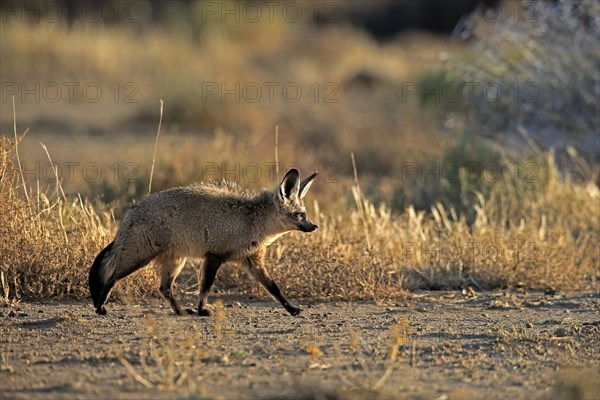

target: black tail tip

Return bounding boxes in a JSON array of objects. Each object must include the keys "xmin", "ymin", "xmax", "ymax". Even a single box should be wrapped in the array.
[
  {"xmin": 89, "ymin": 241, "xmax": 114, "ymax": 313},
  {"xmin": 89, "ymin": 273, "xmax": 104, "ymax": 308}
]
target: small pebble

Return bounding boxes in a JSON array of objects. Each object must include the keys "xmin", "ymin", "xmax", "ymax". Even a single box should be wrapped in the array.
[{"xmin": 554, "ymin": 327, "xmax": 568, "ymax": 337}]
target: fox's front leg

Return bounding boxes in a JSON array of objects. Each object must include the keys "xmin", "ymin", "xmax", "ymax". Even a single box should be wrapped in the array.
[
  {"xmin": 244, "ymin": 250, "xmax": 301, "ymax": 316},
  {"xmin": 197, "ymin": 253, "xmax": 225, "ymax": 317}
]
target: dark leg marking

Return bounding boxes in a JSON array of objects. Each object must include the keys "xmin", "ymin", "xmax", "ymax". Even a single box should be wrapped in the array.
[
  {"xmin": 197, "ymin": 253, "xmax": 225, "ymax": 317},
  {"xmin": 245, "ymin": 253, "xmax": 301, "ymax": 316}
]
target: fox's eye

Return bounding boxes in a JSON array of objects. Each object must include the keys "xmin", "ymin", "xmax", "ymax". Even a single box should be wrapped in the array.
[{"xmin": 293, "ymin": 212, "xmax": 306, "ymax": 220}]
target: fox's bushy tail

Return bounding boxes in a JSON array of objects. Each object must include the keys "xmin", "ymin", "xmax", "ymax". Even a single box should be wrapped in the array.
[{"xmin": 89, "ymin": 241, "xmax": 115, "ymax": 313}]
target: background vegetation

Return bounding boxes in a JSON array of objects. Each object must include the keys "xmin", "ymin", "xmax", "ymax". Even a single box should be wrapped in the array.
[{"xmin": 0, "ymin": 0, "xmax": 598, "ymax": 303}]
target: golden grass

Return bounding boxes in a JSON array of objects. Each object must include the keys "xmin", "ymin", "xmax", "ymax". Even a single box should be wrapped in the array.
[{"xmin": 1, "ymin": 126, "xmax": 598, "ymax": 303}]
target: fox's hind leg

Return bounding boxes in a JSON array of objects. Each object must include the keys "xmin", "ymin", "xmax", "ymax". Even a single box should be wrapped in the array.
[
  {"xmin": 157, "ymin": 255, "xmax": 192, "ymax": 316},
  {"xmin": 244, "ymin": 250, "xmax": 301, "ymax": 316},
  {"xmin": 197, "ymin": 253, "xmax": 225, "ymax": 317}
]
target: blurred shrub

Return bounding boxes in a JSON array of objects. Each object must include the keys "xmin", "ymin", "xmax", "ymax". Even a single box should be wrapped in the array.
[
  {"xmin": 431, "ymin": 0, "xmax": 599, "ymax": 161},
  {"xmin": 392, "ymin": 136, "xmax": 503, "ymax": 221}
]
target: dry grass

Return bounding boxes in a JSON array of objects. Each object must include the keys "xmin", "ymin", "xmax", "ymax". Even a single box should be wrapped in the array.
[
  {"xmin": 266, "ymin": 156, "xmax": 599, "ymax": 299},
  {"xmin": 1, "ymin": 126, "xmax": 598, "ymax": 303},
  {"xmin": 1, "ymin": 3, "xmax": 598, "ymax": 303}
]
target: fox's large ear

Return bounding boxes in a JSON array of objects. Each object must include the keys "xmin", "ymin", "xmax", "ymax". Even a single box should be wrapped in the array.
[
  {"xmin": 278, "ymin": 168, "xmax": 300, "ymax": 200},
  {"xmin": 299, "ymin": 172, "xmax": 318, "ymax": 199}
]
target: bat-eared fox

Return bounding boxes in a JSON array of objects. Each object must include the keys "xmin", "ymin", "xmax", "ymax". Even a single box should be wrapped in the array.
[{"xmin": 89, "ymin": 168, "xmax": 318, "ymax": 317}]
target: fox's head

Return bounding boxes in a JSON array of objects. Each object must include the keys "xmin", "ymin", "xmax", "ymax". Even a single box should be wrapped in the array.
[{"xmin": 273, "ymin": 169, "xmax": 318, "ymax": 233}]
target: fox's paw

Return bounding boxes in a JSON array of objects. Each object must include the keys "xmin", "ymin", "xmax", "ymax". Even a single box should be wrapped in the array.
[
  {"xmin": 95, "ymin": 306, "xmax": 107, "ymax": 315},
  {"xmin": 197, "ymin": 308, "xmax": 211, "ymax": 317},
  {"xmin": 287, "ymin": 306, "xmax": 302, "ymax": 316}
]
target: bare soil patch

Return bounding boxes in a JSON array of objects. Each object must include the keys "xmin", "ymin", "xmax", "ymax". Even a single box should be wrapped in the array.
[{"xmin": 1, "ymin": 291, "xmax": 599, "ymax": 400}]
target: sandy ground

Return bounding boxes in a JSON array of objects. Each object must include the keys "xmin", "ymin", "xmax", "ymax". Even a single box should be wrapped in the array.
[{"xmin": 1, "ymin": 291, "xmax": 599, "ymax": 400}]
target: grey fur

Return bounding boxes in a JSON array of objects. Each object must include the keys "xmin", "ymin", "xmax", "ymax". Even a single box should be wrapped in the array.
[{"xmin": 89, "ymin": 169, "xmax": 318, "ymax": 317}]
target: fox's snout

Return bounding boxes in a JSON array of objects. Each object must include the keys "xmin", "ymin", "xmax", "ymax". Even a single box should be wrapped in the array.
[
  {"xmin": 299, "ymin": 220, "xmax": 318, "ymax": 232},
  {"xmin": 305, "ymin": 223, "xmax": 318, "ymax": 232}
]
